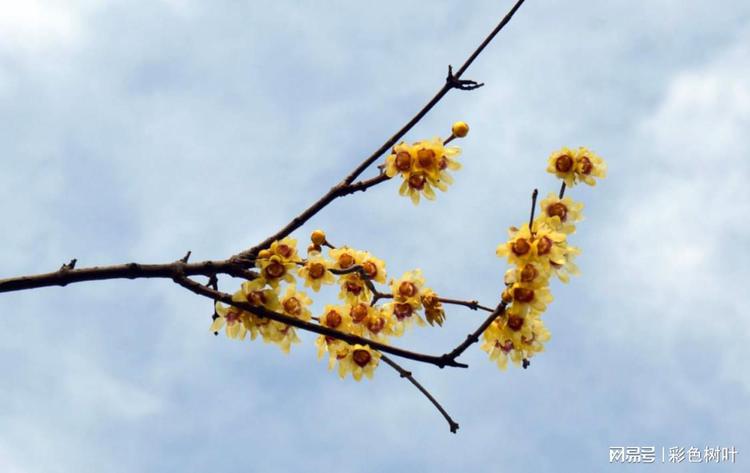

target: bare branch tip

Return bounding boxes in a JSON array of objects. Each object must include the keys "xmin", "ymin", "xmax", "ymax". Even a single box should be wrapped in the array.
[{"xmin": 180, "ymin": 251, "xmax": 192, "ymax": 263}]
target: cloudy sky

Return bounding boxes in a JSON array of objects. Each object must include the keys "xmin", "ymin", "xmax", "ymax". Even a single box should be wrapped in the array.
[{"xmin": 1, "ymin": 0, "xmax": 749, "ymax": 471}]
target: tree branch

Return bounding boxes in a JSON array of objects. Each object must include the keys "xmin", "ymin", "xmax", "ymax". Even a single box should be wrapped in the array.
[
  {"xmin": 381, "ymin": 354, "xmax": 460, "ymax": 433},
  {"xmin": 0, "ymin": 258, "xmax": 257, "ymax": 294}
]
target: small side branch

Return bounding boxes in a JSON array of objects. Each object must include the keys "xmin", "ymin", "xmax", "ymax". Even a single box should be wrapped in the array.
[
  {"xmin": 381, "ymin": 354, "xmax": 460, "ymax": 434},
  {"xmin": 440, "ymin": 302, "xmax": 507, "ymax": 364}
]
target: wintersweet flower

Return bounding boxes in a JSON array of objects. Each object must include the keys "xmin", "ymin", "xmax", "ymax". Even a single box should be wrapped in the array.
[
  {"xmin": 574, "ymin": 147, "xmax": 607, "ymax": 186},
  {"xmin": 547, "ymin": 146, "xmax": 607, "ymax": 187},
  {"xmin": 335, "ymin": 344, "xmax": 381, "ymax": 381},
  {"xmin": 539, "ymin": 193, "xmax": 584, "ymax": 234},
  {"xmin": 390, "ymin": 269, "xmax": 426, "ymax": 306},
  {"xmin": 211, "ymin": 302, "xmax": 247, "ymax": 340},
  {"xmin": 506, "ymin": 282, "xmax": 553, "ymax": 317},
  {"xmin": 385, "ymin": 134, "xmax": 462, "ymax": 204},
  {"xmin": 421, "ymin": 290, "xmax": 446, "ymax": 326},
  {"xmin": 546, "ymin": 147, "xmax": 578, "ymax": 187},
  {"xmin": 298, "ymin": 254, "xmax": 335, "ymax": 291},
  {"xmin": 279, "ymin": 284, "xmax": 313, "ymax": 321}
]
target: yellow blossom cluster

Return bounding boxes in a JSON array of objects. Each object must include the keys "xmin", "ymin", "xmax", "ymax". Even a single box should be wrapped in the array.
[
  {"xmin": 383, "ymin": 122, "xmax": 469, "ymax": 205},
  {"xmin": 212, "ymin": 231, "xmax": 447, "ymax": 381},
  {"xmin": 483, "ymin": 147, "xmax": 606, "ymax": 370}
]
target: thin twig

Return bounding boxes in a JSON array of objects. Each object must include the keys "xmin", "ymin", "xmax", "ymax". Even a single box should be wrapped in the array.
[
  {"xmin": 528, "ymin": 188, "xmax": 538, "ymax": 231},
  {"xmin": 381, "ymin": 354, "xmax": 460, "ymax": 433},
  {"xmin": 436, "ymin": 297, "xmax": 494, "ymax": 313}
]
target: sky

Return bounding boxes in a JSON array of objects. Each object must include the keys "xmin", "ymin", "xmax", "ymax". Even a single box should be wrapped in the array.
[{"xmin": 1, "ymin": 0, "xmax": 749, "ymax": 471}]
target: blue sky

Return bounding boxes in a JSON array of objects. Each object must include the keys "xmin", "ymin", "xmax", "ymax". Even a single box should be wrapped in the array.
[{"xmin": 1, "ymin": 0, "xmax": 749, "ymax": 471}]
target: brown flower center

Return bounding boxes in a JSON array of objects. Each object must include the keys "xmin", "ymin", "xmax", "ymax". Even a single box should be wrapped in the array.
[
  {"xmin": 408, "ymin": 174, "xmax": 426, "ymax": 190},
  {"xmin": 367, "ymin": 317, "xmax": 385, "ymax": 333},
  {"xmin": 507, "ymin": 314, "xmax": 524, "ymax": 331},
  {"xmin": 338, "ymin": 253, "xmax": 355, "ymax": 269},
  {"xmin": 276, "ymin": 244, "xmax": 293, "ymax": 259},
  {"xmin": 248, "ymin": 291, "xmax": 267, "ymax": 306},
  {"xmin": 345, "ymin": 281, "xmax": 363, "ymax": 296},
  {"xmin": 511, "ymin": 238, "xmax": 531, "ymax": 256},
  {"xmin": 395, "ymin": 151, "xmax": 412, "ymax": 171},
  {"xmin": 362, "ymin": 261, "xmax": 378, "ymax": 279},
  {"xmin": 282, "ymin": 297, "xmax": 301, "ymax": 316},
  {"xmin": 393, "ymin": 303, "xmax": 413, "ymax": 320},
  {"xmin": 398, "ymin": 281, "xmax": 417, "ymax": 298},
  {"xmin": 308, "ymin": 262, "xmax": 326, "ymax": 279},
  {"xmin": 499, "ymin": 339, "xmax": 514, "ymax": 353},
  {"xmin": 324, "ymin": 310, "xmax": 342, "ymax": 328},
  {"xmin": 579, "ymin": 156, "xmax": 593, "ymax": 174},
  {"xmin": 508, "ymin": 315, "xmax": 523, "ymax": 332},
  {"xmin": 417, "ymin": 148, "xmax": 436, "ymax": 168},
  {"xmin": 555, "ymin": 155, "xmax": 573, "ymax": 172},
  {"xmin": 547, "ymin": 202, "xmax": 568, "ymax": 221},
  {"xmin": 536, "ymin": 236, "xmax": 553, "ymax": 255},
  {"xmin": 264, "ymin": 260, "xmax": 286, "ymax": 279},
  {"xmin": 352, "ymin": 349, "xmax": 372, "ymax": 367},
  {"xmin": 513, "ymin": 287, "xmax": 535, "ymax": 303},
  {"xmin": 225, "ymin": 310, "xmax": 241, "ymax": 324},
  {"xmin": 350, "ymin": 303, "xmax": 369, "ymax": 323},
  {"xmin": 520, "ymin": 264, "xmax": 538, "ymax": 283},
  {"xmin": 439, "ymin": 157, "xmax": 448, "ymax": 170}
]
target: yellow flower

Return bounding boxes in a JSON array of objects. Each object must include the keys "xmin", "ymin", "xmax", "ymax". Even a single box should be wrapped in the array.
[
  {"xmin": 539, "ymin": 193, "xmax": 584, "ymax": 234},
  {"xmin": 550, "ymin": 245, "xmax": 581, "ymax": 283},
  {"xmin": 358, "ymin": 251, "xmax": 387, "ymax": 284},
  {"xmin": 298, "ymin": 254, "xmax": 335, "ymax": 292},
  {"xmin": 268, "ymin": 237, "xmax": 299, "ymax": 262},
  {"xmin": 255, "ymin": 255, "xmax": 296, "ymax": 288},
  {"xmin": 335, "ymin": 344, "xmax": 381, "ymax": 381},
  {"xmin": 259, "ymin": 321, "xmax": 301, "ymax": 353},
  {"xmin": 211, "ymin": 302, "xmax": 247, "ymax": 340},
  {"xmin": 574, "ymin": 147, "xmax": 607, "ymax": 186},
  {"xmin": 547, "ymin": 147, "xmax": 577, "ymax": 186},
  {"xmin": 337, "ymin": 273, "xmax": 371, "ymax": 304},
  {"xmin": 383, "ymin": 301, "xmax": 425, "ymax": 333},
  {"xmin": 362, "ymin": 306, "xmax": 398, "ymax": 342},
  {"xmin": 506, "ymin": 282, "xmax": 553, "ymax": 317},
  {"xmin": 390, "ymin": 269, "xmax": 426, "ymax": 306},
  {"xmin": 420, "ymin": 290, "xmax": 446, "ymax": 326},
  {"xmin": 496, "ymin": 223, "xmax": 535, "ymax": 267},
  {"xmin": 496, "ymin": 221, "xmax": 568, "ymax": 271},
  {"xmin": 328, "ymin": 246, "xmax": 360, "ymax": 271},
  {"xmin": 279, "ymin": 284, "xmax": 313, "ymax": 321},
  {"xmin": 399, "ymin": 172, "xmax": 436, "ymax": 205},
  {"xmin": 547, "ymin": 146, "xmax": 607, "ymax": 187},
  {"xmin": 385, "ymin": 142, "xmax": 415, "ymax": 178},
  {"xmin": 481, "ymin": 309, "xmax": 550, "ymax": 370},
  {"xmin": 412, "ymin": 138, "xmax": 445, "ymax": 182},
  {"xmin": 503, "ymin": 261, "xmax": 551, "ymax": 288},
  {"xmin": 229, "ymin": 279, "xmax": 282, "ymax": 340}
]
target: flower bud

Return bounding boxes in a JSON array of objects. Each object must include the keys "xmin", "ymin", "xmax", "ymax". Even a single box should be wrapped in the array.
[
  {"xmin": 451, "ymin": 121, "xmax": 469, "ymax": 138},
  {"xmin": 311, "ymin": 230, "xmax": 326, "ymax": 246}
]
